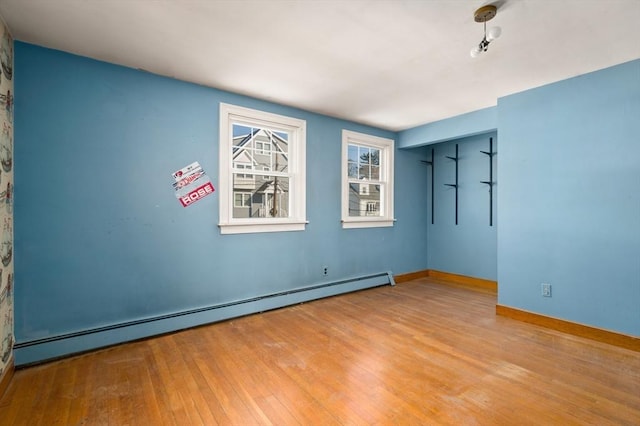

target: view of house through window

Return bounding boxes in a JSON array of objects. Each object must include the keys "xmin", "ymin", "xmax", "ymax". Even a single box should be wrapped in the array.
[
  {"xmin": 232, "ymin": 125, "xmax": 290, "ymax": 219},
  {"xmin": 219, "ymin": 103, "xmax": 307, "ymax": 234},
  {"xmin": 341, "ymin": 130, "xmax": 394, "ymax": 228},
  {"xmin": 348, "ymin": 143, "xmax": 382, "ymax": 217}
]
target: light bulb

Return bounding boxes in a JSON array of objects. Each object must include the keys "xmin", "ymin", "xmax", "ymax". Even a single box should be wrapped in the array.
[
  {"xmin": 487, "ymin": 26, "xmax": 502, "ymax": 42},
  {"xmin": 470, "ymin": 46, "xmax": 481, "ymax": 58}
]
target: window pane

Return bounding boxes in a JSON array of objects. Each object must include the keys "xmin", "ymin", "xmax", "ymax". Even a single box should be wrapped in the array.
[
  {"xmin": 263, "ymin": 176, "xmax": 289, "ymax": 218},
  {"xmin": 370, "ymin": 148, "xmax": 380, "ymax": 165},
  {"xmin": 232, "ymin": 125, "xmax": 256, "ymax": 147},
  {"xmin": 270, "ymin": 132, "xmax": 289, "ymax": 172},
  {"xmin": 272, "ymin": 132, "xmax": 289, "ymax": 153},
  {"xmin": 232, "ymin": 147, "xmax": 253, "ymax": 167},
  {"xmin": 269, "ymin": 150, "xmax": 288, "ymax": 173},
  {"xmin": 348, "ymin": 161, "xmax": 358, "ymax": 178},
  {"xmin": 371, "ymin": 165, "xmax": 380, "ymax": 180},
  {"xmin": 348, "ymin": 144, "xmax": 358, "ymax": 163},
  {"xmin": 359, "ymin": 164, "xmax": 371, "ymax": 180},
  {"xmin": 233, "ymin": 124, "xmax": 253, "ymax": 137},
  {"xmin": 232, "ymin": 175, "xmax": 290, "ymax": 219},
  {"xmin": 359, "ymin": 147, "xmax": 370, "ymax": 165},
  {"xmin": 348, "ymin": 183, "xmax": 382, "ymax": 217}
]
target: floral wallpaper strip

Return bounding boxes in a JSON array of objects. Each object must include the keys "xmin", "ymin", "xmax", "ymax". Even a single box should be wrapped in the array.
[{"xmin": 0, "ymin": 16, "xmax": 13, "ymax": 377}]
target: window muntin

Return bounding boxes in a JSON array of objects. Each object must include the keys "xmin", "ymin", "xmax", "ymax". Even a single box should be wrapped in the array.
[
  {"xmin": 219, "ymin": 104, "xmax": 306, "ymax": 234},
  {"xmin": 342, "ymin": 130, "xmax": 394, "ymax": 228},
  {"xmin": 348, "ymin": 145, "xmax": 380, "ymax": 181}
]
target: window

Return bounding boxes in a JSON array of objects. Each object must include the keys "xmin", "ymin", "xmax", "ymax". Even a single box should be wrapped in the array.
[
  {"xmin": 219, "ymin": 103, "xmax": 307, "ymax": 234},
  {"xmin": 234, "ymin": 192, "xmax": 251, "ymax": 207},
  {"xmin": 341, "ymin": 130, "xmax": 394, "ymax": 228},
  {"xmin": 234, "ymin": 162, "xmax": 253, "ymax": 179},
  {"xmin": 256, "ymin": 141, "xmax": 272, "ymax": 155}
]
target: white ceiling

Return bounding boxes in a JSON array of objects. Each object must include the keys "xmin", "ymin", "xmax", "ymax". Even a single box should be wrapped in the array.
[{"xmin": 1, "ymin": 0, "xmax": 639, "ymax": 131}]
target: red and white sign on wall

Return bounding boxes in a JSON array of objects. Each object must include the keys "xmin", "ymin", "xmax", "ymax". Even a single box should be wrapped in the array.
[
  {"xmin": 179, "ymin": 181, "xmax": 215, "ymax": 207},
  {"xmin": 172, "ymin": 161, "xmax": 215, "ymax": 207}
]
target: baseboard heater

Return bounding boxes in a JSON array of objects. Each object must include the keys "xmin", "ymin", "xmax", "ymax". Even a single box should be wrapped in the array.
[{"xmin": 14, "ymin": 271, "xmax": 395, "ymax": 366}]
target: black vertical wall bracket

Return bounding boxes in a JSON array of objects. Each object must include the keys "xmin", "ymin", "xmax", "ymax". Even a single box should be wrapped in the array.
[
  {"xmin": 444, "ymin": 144, "xmax": 459, "ymax": 225},
  {"xmin": 480, "ymin": 137, "xmax": 495, "ymax": 226},
  {"xmin": 420, "ymin": 148, "xmax": 435, "ymax": 224}
]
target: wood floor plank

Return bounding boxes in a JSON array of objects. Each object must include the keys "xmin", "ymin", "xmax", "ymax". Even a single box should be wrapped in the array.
[
  {"xmin": 155, "ymin": 336, "xmax": 218, "ymax": 426},
  {"xmin": 1, "ymin": 278, "xmax": 639, "ymax": 425},
  {"xmin": 206, "ymin": 320, "xmax": 339, "ymax": 425}
]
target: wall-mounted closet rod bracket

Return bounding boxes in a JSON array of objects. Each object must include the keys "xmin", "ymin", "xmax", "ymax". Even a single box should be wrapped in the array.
[
  {"xmin": 444, "ymin": 144, "xmax": 459, "ymax": 225},
  {"xmin": 480, "ymin": 137, "xmax": 495, "ymax": 226},
  {"xmin": 420, "ymin": 148, "xmax": 435, "ymax": 224}
]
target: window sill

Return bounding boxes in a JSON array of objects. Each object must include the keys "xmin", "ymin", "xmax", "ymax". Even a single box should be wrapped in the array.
[
  {"xmin": 341, "ymin": 218, "xmax": 395, "ymax": 229},
  {"xmin": 219, "ymin": 220, "xmax": 308, "ymax": 235}
]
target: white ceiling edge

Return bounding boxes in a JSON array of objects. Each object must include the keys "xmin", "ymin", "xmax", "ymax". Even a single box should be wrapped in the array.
[{"xmin": 0, "ymin": 0, "xmax": 639, "ymax": 132}]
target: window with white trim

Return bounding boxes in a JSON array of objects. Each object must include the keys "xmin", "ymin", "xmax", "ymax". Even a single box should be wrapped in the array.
[
  {"xmin": 234, "ymin": 192, "xmax": 251, "ymax": 208},
  {"xmin": 219, "ymin": 103, "xmax": 307, "ymax": 234},
  {"xmin": 341, "ymin": 130, "xmax": 394, "ymax": 228},
  {"xmin": 233, "ymin": 162, "xmax": 253, "ymax": 180}
]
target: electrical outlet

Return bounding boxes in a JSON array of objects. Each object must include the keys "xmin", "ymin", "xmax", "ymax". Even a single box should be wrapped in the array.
[
  {"xmin": 541, "ymin": 283, "xmax": 552, "ymax": 297},
  {"xmin": 322, "ymin": 266, "xmax": 328, "ymax": 276}
]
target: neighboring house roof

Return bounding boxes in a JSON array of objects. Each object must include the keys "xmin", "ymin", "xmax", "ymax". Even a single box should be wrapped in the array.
[
  {"xmin": 232, "ymin": 128, "xmax": 290, "ymax": 193},
  {"xmin": 232, "ymin": 128, "xmax": 288, "ymax": 164}
]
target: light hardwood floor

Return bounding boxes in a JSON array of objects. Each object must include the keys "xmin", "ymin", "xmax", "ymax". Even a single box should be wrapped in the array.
[{"xmin": 1, "ymin": 278, "xmax": 639, "ymax": 425}]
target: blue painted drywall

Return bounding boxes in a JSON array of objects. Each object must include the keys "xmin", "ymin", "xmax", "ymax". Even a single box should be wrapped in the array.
[
  {"xmin": 424, "ymin": 133, "xmax": 497, "ymax": 280},
  {"xmin": 14, "ymin": 42, "xmax": 431, "ymax": 363},
  {"xmin": 398, "ymin": 106, "xmax": 497, "ymax": 148},
  {"xmin": 498, "ymin": 59, "xmax": 640, "ymax": 336}
]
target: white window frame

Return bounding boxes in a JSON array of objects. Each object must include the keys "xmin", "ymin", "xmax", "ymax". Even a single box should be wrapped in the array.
[
  {"xmin": 219, "ymin": 103, "xmax": 307, "ymax": 234},
  {"xmin": 341, "ymin": 130, "xmax": 394, "ymax": 229}
]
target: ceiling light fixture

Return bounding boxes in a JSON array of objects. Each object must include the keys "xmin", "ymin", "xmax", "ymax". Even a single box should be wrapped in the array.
[{"xmin": 470, "ymin": 5, "xmax": 501, "ymax": 58}]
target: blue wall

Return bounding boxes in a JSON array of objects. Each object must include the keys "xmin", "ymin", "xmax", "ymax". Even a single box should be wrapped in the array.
[
  {"xmin": 426, "ymin": 133, "xmax": 497, "ymax": 280},
  {"xmin": 398, "ymin": 106, "xmax": 497, "ymax": 148},
  {"xmin": 14, "ymin": 42, "xmax": 431, "ymax": 363},
  {"xmin": 398, "ymin": 59, "xmax": 639, "ymax": 337},
  {"xmin": 15, "ymin": 42, "xmax": 638, "ymax": 365},
  {"xmin": 398, "ymin": 103, "xmax": 500, "ymax": 283},
  {"xmin": 498, "ymin": 59, "xmax": 640, "ymax": 336}
]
